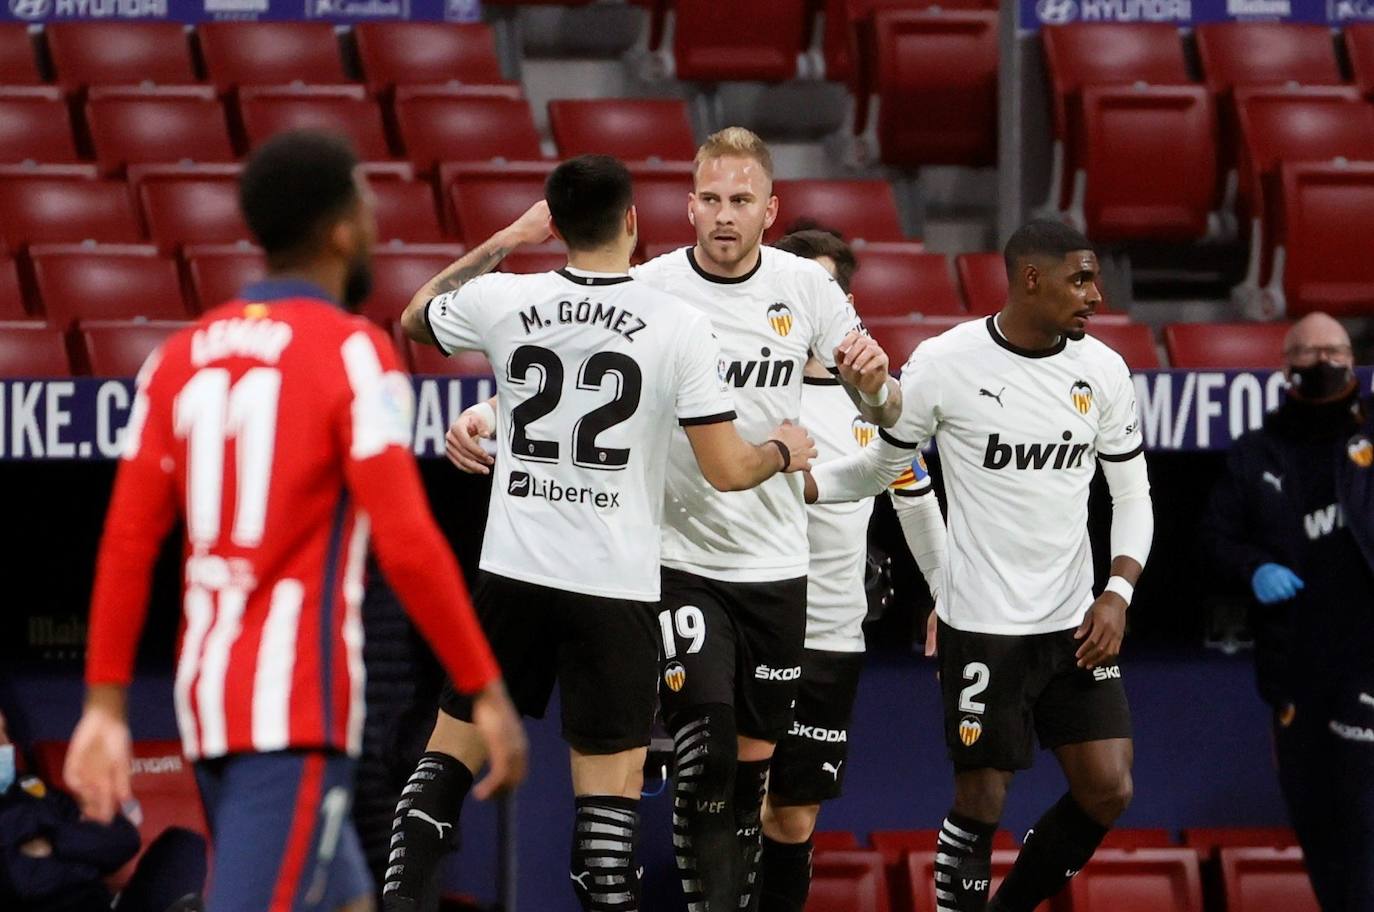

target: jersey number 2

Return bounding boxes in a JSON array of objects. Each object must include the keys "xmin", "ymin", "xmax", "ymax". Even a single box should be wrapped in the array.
[
  {"xmin": 508, "ymin": 345, "xmax": 642, "ymax": 470},
  {"xmin": 959, "ymin": 662, "xmax": 990, "ymax": 714}
]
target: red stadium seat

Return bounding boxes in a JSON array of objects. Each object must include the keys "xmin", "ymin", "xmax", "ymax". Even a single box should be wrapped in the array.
[
  {"xmin": 852, "ymin": 246, "xmax": 964, "ymax": 319},
  {"xmin": 403, "ymin": 331, "xmax": 492, "ymax": 376},
  {"xmin": 908, "ymin": 849, "xmax": 1048, "ymax": 912},
  {"xmin": 1088, "ymin": 322, "xmax": 1160, "ymax": 370},
  {"xmin": 238, "ymin": 86, "xmax": 392, "ymax": 162},
  {"xmin": 445, "ymin": 161, "xmax": 554, "ymax": 245},
  {"xmin": 873, "ymin": 10, "xmax": 998, "ymax": 168},
  {"xmin": 184, "ymin": 243, "xmax": 267, "ymax": 313},
  {"xmin": 199, "ymin": 22, "xmax": 347, "ymax": 91},
  {"xmin": 396, "ymin": 87, "xmax": 544, "ymax": 171},
  {"xmin": 0, "ymin": 173, "xmax": 144, "ymax": 250},
  {"xmin": 1280, "ymin": 161, "xmax": 1374, "ymax": 317},
  {"xmin": 1101, "ymin": 828, "xmax": 1176, "ymax": 849},
  {"xmin": 809, "ymin": 850, "xmax": 889, "ymax": 912},
  {"xmin": 366, "ymin": 243, "xmax": 466, "ymax": 326},
  {"xmin": 1346, "ymin": 24, "xmax": 1374, "ymax": 99},
  {"xmin": 0, "ymin": 256, "xmax": 26, "ymax": 319},
  {"xmin": 813, "ymin": 831, "xmax": 861, "ymax": 851},
  {"xmin": 770, "ymin": 180, "xmax": 906, "ymax": 244},
  {"xmin": 1081, "ymin": 85, "xmax": 1217, "ymax": 242},
  {"xmin": 1164, "ymin": 321, "xmax": 1292, "ymax": 369},
  {"xmin": 31, "ymin": 244, "xmax": 188, "ymax": 328},
  {"xmin": 133, "ymin": 164, "xmax": 250, "ymax": 252},
  {"xmin": 629, "ymin": 163, "xmax": 695, "ymax": 251},
  {"xmin": 1066, "ymin": 848, "xmax": 1203, "ymax": 912},
  {"xmin": 955, "ymin": 252, "xmax": 1007, "ymax": 315},
  {"xmin": 866, "ymin": 316, "xmax": 975, "ymax": 364},
  {"xmin": 673, "ymin": 0, "xmax": 808, "ymax": 82},
  {"xmin": 0, "ymin": 323, "xmax": 71, "ymax": 378},
  {"xmin": 373, "ymin": 180, "xmax": 447, "ymax": 243},
  {"xmin": 549, "ymin": 99, "xmax": 696, "ymax": 161},
  {"xmin": 80, "ymin": 319, "xmax": 190, "ymax": 376},
  {"xmin": 1197, "ymin": 23, "xmax": 1341, "ymax": 96},
  {"xmin": 501, "ymin": 246, "xmax": 569, "ymax": 275},
  {"xmin": 870, "ymin": 829, "xmax": 1018, "ymax": 867},
  {"xmin": 1219, "ymin": 846, "xmax": 1318, "ymax": 912},
  {"xmin": 86, "ymin": 87, "xmax": 235, "ymax": 173},
  {"xmin": 1041, "ymin": 24, "xmax": 1192, "ymax": 210},
  {"xmin": 0, "ymin": 88, "xmax": 79, "ymax": 164},
  {"xmin": 1182, "ymin": 827, "xmax": 1299, "ymax": 858},
  {"xmin": 0, "ymin": 24, "xmax": 41, "ymax": 85},
  {"xmin": 47, "ymin": 23, "xmax": 197, "ymax": 89},
  {"xmin": 355, "ymin": 23, "xmax": 506, "ymax": 90}
]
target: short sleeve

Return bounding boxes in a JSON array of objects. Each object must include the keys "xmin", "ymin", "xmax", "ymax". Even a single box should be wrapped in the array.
[
  {"xmin": 339, "ymin": 328, "xmax": 414, "ymax": 462},
  {"xmin": 882, "ymin": 345, "xmax": 942, "ymax": 450},
  {"xmin": 1095, "ymin": 357, "xmax": 1144, "ymax": 462},
  {"xmin": 805, "ymin": 264, "xmax": 862, "ymax": 371},
  {"xmin": 675, "ymin": 313, "xmax": 737, "ymax": 426},
  {"xmin": 423, "ymin": 278, "xmax": 491, "ymax": 357}
]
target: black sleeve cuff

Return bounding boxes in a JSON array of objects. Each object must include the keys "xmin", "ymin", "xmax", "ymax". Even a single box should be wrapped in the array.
[
  {"xmin": 1098, "ymin": 443, "xmax": 1145, "ymax": 463},
  {"xmin": 892, "ymin": 485, "xmax": 933, "ymax": 498},
  {"xmin": 878, "ymin": 428, "xmax": 920, "ymax": 450},
  {"xmin": 679, "ymin": 410, "xmax": 737, "ymax": 427},
  {"xmin": 423, "ymin": 298, "xmax": 451, "ymax": 357}
]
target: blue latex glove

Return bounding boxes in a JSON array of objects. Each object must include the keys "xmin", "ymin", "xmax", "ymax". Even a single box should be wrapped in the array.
[{"xmin": 1252, "ymin": 563, "xmax": 1305, "ymax": 605}]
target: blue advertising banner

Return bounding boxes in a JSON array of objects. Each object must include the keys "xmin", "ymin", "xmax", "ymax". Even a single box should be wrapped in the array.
[
  {"xmin": 1019, "ymin": 0, "xmax": 1334, "ymax": 28},
  {"xmin": 3, "ymin": 369, "xmax": 1372, "ymax": 461},
  {"xmin": 0, "ymin": 0, "xmax": 481, "ymax": 23}
]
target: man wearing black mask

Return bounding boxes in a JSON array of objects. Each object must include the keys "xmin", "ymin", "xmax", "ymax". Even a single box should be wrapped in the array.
[{"xmin": 1203, "ymin": 312, "xmax": 1374, "ymax": 911}]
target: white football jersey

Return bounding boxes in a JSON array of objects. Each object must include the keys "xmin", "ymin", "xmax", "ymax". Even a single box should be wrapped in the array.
[
  {"xmin": 425, "ymin": 267, "xmax": 735, "ymax": 601},
  {"xmin": 801, "ymin": 376, "xmax": 932, "ymax": 652},
  {"xmin": 888, "ymin": 317, "xmax": 1143, "ymax": 634},
  {"xmin": 631, "ymin": 247, "xmax": 861, "ymax": 582}
]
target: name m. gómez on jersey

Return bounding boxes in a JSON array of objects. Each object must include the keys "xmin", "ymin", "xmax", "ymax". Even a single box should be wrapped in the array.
[
  {"xmin": 425, "ymin": 267, "xmax": 735, "ymax": 602},
  {"xmin": 844, "ymin": 316, "xmax": 1142, "ymax": 635},
  {"xmin": 631, "ymin": 247, "xmax": 862, "ymax": 583}
]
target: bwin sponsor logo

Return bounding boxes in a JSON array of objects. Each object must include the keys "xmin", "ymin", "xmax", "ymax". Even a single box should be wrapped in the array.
[
  {"xmin": 1304, "ymin": 503, "xmax": 1344, "ymax": 540},
  {"xmin": 788, "ymin": 722, "xmax": 848, "ymax": 743},
  {"xmin": 982, "ymin": 433, "xmax": 1091, "ymax": 471},
  {"xmin": 754, "ymin": 664, "xmax": 801, "ymax": 681},
  {"xmin": 722, "ymin": 348, "xmax": 795, "ymax": 389}
]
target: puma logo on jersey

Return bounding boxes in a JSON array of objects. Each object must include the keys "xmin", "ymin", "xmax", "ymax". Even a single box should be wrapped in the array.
[
  {"xmin": 1304, "ymin": 503, "xmax": 1344, "ymax": 540},
  {"xmin": 407, "ymin": 809, "xmax": 452, "ymax": 840},
  {"xmin": 978, "ymin": 387, "xmax": 1006, "ymax": 408},
  {"xmin": 982, "ymin": 433, "xmax": 1091, "ymax": 471},
  {"xmin": 1262, "ymin": 471, "xmax": 1283, "ymax": 493},
  {"xmin": 822, "ymin": 761, "xmax": 844, "ymax": 781}
]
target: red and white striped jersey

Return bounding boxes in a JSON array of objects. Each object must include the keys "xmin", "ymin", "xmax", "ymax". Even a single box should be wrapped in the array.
[{"xmin": 86, "ymin": 279, "xmax": 499, "ymax": 761}]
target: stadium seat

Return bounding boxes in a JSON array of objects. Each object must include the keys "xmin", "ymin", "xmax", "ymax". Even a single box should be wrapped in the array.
[
  {"xmin": 501, "ymin": 246, "xmax": 569, "ymax": 275},
  {"xmin": 873, "ymin": 9, "xmax": 998, "ymax": 168},
  {"xmin": 355, "ymin": 23, "xmax": 506, "ymax": 90},
  {"xmin": 133, "ymin": 165, "xmax": 251, "ymax": 252},
  {"xmin": 628, "ymin": 163, "xmax": 696, "ymax": 251},
  {"xmin": 870, "ymin": 829, "xmax": 1018, "ymax": 867},
  {"xmin": 1088, "ymin": 322, "xmax": 1161, "ymax": 371},
  {"xmin": 1182, "ymin": 827, "xmax": 1299, "ymax": 858},
  {"xmin": 1164, "ymin": 322, "xmax": 1292, "ymax": 369},
  {"xmin": 808, "ymin": 850, "xmax": 889, "ymax": 912},
  {"xmin": 366, "ymin": 243, "xmax": 466, "ymax": 326},
  {"xmin": 908, "ymin": 849, "xmax": 1049, "ymax": 912},
  {"xmin": 1196, "ymin": 23, "xmax": 1341, "ymax": 97},
  {"xmin": 31, "ymin": 244, "xmax": 188, "ymax": 328},
  {"xmin": 0, "ymin": 257, "xmax": 26, "ymax": 320},
  {"xmin": 444, "ymin": 162, "xmax": 555, "ymax": 245},
  {"xmin": 1100, "ymin": 828, "xmax": 1176, "ymax": 849},
  {"xmin": 1080, "ymin": 85, "xmax": 1217, "ymax": 242},
  {"xmin": 0, "ymin": 24, "xmax": 42, "ymax": 85},
  {"xmin": 0, "ymin": 323, "xmax": 71, "ymax": 378},
  {"xmin": 548, "ymin": 99, "xmax": 696, "ymax": 162},
  {"xmin": 395, "ymin": 88, "xmax": 544, "ymax": 171},
  {"xmin": 373, "ymin": 180, "xmax": 448, "ymax": 243},
  {"xmin": 184, "ymin": 243, "xmax": 267, "ymax": 313},
  {"xmin": 0, "ymin": 88, "xmax": 79, "ymax": 164},
  {"xmin": 1279, "ymin": 161, "xmax": 1374, "ymax": 317},
  {"xmin": 769, "ymin": 180, "xmax": 906, "ymax": 244},
  {"xmin": 672, "ymin": 0, "xmax": 808, "ymax": 82},
  {"xmin": 46, "ymin": 23, "xmax": 197, "ymax": 89},
  {"xmin": 0, "ymin": 173, "xmax": 144, "ymax": 250},
  {"xmin": 80, "ymin": 320, "xmax": 190, "ymax": 377},
  {"xmin": 86, "ymin": 87, "xmax": 236, "ymax": 173},
  {"xmin": 238, "ymin": 86, "xmax": 393, "ymax": 162},
  {"xmin": 1040, "ymin": 24, "xmax": 1192, "ymax": 210},
  {"xmin": 955, "ymin": 252, "xmax": 1007, "ymax": 315},
  {"xmin": 866, "ymin": 316, "xmax": 975, "ymax": 363},
  {"xmin": 1066, "ymin": 848, "xmax": 1203, "ymax": 912},
  {"xmin": 1346, "ymin": 24, "xmax": 1374, "ymax": 99},
  {"xmin": 852, "ymin": 246, "xmax": 964, "ymax": 319},
  {"xmin": 813, "ymin": 831, "xmax": 862, "ymax": 851},
  {"xmin": 402, "ymin": 330, "xmax": 492, "ymax": 376},
  {"xmin": 1219, "ymin": 846, "xmax": 1318, "ymax": 912},
  {"xmin": 199, "ymin": 22, "xmax": 348, "ymax": 90}
]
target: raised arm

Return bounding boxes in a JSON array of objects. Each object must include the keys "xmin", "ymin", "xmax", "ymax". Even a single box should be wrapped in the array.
[{"xmin": 835, "ymin": 330, "xmax": 903, "ymax": 427}]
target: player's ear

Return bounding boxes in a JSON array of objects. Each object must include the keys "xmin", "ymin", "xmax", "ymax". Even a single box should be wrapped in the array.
[
  {"xmin": 1023, "ymin": 261, "xmax": 1040, "ymax": 294},
  {"xmin": 846, "ymin": 292, "xmax": 856, "ymax": 308},
  {"xmin": 625, "ymin": 204, "xmax": 638, "ymax": 242},
  {"xmin": 687, "ymin": 194, "xmax": 697, "ymax": 226},
  {"xmin": 763, "ymin": 193, "xmax": 779, "ymax": 231}
]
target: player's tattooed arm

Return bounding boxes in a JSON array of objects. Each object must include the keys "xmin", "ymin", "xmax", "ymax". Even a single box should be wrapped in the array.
[
  {"xmin": 401, "ymin": 200, "xmax": 554, "ymax": 345},
  {"xmin": 834, "ymin": 331, "xmax": 903, "ymax": 427}
]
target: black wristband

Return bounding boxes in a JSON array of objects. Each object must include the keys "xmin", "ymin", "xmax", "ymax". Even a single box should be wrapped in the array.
[{"xmin": 768, "ymin": 438, "xmax": 791, "ymax": 472}]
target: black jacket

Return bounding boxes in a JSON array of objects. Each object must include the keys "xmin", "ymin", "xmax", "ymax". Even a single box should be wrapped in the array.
[{"xmin": 1203, "ymin": 394, "xmax": 1374, "ymax": 706}]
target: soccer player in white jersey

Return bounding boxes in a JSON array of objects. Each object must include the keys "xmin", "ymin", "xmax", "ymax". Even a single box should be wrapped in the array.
[
  {"xmin": 628, "ymin": 128, "xmax": 903, "ymax": 912},
  {"xmin": 756, "ymin": 229, "xmax": 948, "ymax": 912},
  {"xmin": 382, "ymin": 156, "xmax": 817, "ymax": 912},
  {"xmin": 805, "ymin": 220, "xmax": 1154, "ymax": 912}
]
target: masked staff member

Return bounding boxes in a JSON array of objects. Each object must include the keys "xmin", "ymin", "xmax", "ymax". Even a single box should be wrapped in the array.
[{"xmin": 1203, "ymin": 312, "xmax": 1374, "ymax": 912}]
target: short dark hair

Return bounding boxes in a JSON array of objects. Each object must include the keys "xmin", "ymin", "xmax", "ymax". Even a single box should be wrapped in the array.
[
  {"xmin": 545, "ymin": 155, "xmax": 634, "ymax": 251},
  {"xmin": 773, "ymin": 228, "xmax": 858, "ymax": 294},
  {"xmin": 1002, "ymin": 218, "xmax": 1094, "ymax": 279},
  {"xmin": 239, "ymin": 130, "xmax": 360, "ymax": 262}
]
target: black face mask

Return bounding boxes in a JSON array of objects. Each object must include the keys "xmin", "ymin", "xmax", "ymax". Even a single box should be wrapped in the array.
[
  {"xmin": 342, "ymin": 256, "xmax": 373, "ymax": 314},
  {"xmin": 1289, "ymin": 361, "xmax": 1356, "ymax": 404}
]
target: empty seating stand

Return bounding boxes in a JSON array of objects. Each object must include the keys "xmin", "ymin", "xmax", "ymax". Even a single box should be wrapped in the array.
[
  {"xmin": 366, "ymin": 243, "xmax": 466, "ymax": 326},
  {"xmin": 955, "ymin": 252, "xmax": 1008, "ymax": 315},
  {"xmin": 0, "ymin": 88, "xmax": 80, "ymax": 164},
  {"xmin": 0, "ymin": 323, "xmax": 72, "ymax": 378},
  {"xmin": 46, "ymin": 22, "xmax": 197, "ymax": 89},
  {"xmin": 809, "ymin": 850, "xmax": 890, "ymax": 912},
  {"xmin": 444, "ymin": 162, "xmax": 554, "ymax": 245},
  {"xmin": 1066, "ymin": 848, "xmax": 1204, "ymax": 912},
  {"xmin": 1279, "ymin": 161, "xmax": 1374, "ymax": 317},
  {"xmin": 1088, "ymin": 322, "xmax": 1160, "ymax": 370},
  {"xmin": 908, "ymin": 849, "xmax": 1050, "ymax": 912},
  {"xmin": 356, "ymin": 22, "xmax": 506, "ymax": 91},
  {"xmin": 548, "ymin": 99, "xmax": 696, "ymax": 161},
  {"xmin": 199, "ymin": 22, "xmax": 348, "ymax": 90},
  {"xmin": 769, "ymin": 180, "xmax": 906, "ymax": 244},
  {"xmin": 30, "ymin": 244, "xmax": 188, "ymax": 327},
  {"xmin": 672, "ymin": 0, "xmax": 808, "ymax": 82},
  {"xmin": 184, "ymin": 244, "xmax": 268, "ymax": 313},
  {"xmin": 396, "ymin": 87, "xmax": 544, "ymax": 171},
  {"xmin": 1197, "ymin": 23, "xmax": 1342, "ymax": 97},
  {"xmin": 239, "ymin": 86, "xmax": 393, "ymax": 163},
  {"xmin": 0, "ymin": 25, "xmax": 42, "ymax": 85},
  {"xmin": 852, "ymin": 245, "xmax": 965, "ymax": 319},
  {"xmin": 86, "ymin": 87, "xmax": 236, "ymax": 174},
  {"xmin": 0, "ymin": 171, "xmax": 144, "ymax": 251},
  {"xmin": 372, "ymin": 180, "xmax": 448, "ymax": 243},
  {"xmin": 629, "ymin": 163, "xmax": 697, "ymax": 252},
  {"xmin": 1164, "ymin": 321, "xmax": 1293, "ymax": 369},
  {"xmin": 867, "ymin": 316, "xmax": 975, "ymax": 364},
  {"xmin": 80, "ymin": 320, "xmax": 189, "ymax": 376},
  {"xmin": 0, "ymin": 257, "xmax": 26, "ymax": 320},
  {"xmin": 1219, "ymin": 846, "xmax": 1319, "ymax": 912},
  {"xmin": 1182, "ymin": 826, "xmax": 1298, "ymax": 858},
  {"xmin": 1345, "ymin": 24, "xmax": 1374, "ymax": 98},
  {"xmin": 132, "ymin": 164, "xmax": 251, "ymax": 251}
]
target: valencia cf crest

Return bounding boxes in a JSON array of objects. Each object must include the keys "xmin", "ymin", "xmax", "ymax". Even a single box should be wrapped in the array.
[
  {"xmin": 663, "ymin": 661, "xmax": 687, "ymax": 693},
  {"xmin": 1070, "ymin": 380, "xmax": 1093, "ymax": 415},
  {"xmin": 1349, "ymin": 436, "xmax": 1373, "ymax": 469},
  {"xmin": 958, "ymin": 716, "xmax": 983, "ymax": 747},
  {"xmin": 767, "ymin": 303, "xmax": 794, "ymax": 337},
  {"xmin": 851, "ymin": 416, "xmax": 877, "ymax": 448}
]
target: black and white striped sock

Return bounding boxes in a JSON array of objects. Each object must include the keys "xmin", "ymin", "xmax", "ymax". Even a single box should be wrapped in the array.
[
  {"xmin": 933, "ymin": 811, "xmax": 996, "ymax": 912},
  {"xmin": 570, "ymin": 795, "xmax": 642, "ymax": 912},
  {"xmin": 381, "ymin": 752, "xmax": 471, "ymax": 912},
  {"xmin": 671, "ymin": 708, "xmax": 740, "ymax": 912},
  {"xmin": 734, "ymin": 759, "xmax": 770, "ymax": 911}
]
